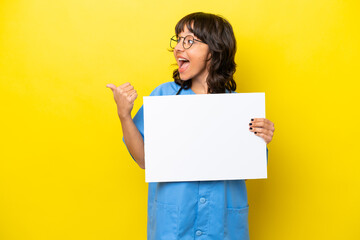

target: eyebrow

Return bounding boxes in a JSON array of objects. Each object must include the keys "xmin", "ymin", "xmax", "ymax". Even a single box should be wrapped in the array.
[{"xmin": 177, "ymin": 33, "xmax": 195, "ymax": 38}]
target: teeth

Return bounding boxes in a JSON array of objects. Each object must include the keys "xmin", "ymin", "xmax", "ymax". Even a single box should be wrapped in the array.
[{"xmin": 178, "ymin": 58, "xmax": 188, "ymax": 61}]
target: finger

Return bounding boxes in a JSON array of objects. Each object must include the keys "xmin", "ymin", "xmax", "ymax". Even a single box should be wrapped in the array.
[
  {"xmin": 249, "ymin": 120, "xmax": 265, "ymax": 128},
  {"xmin": 122, "ymin": 85, "xmax": 134, "ymax": 92},
  {"xmin": 251, "ymin": 118, "xmax": 264, "ymax": 122},
  {"xmin": 122, "ymin": 89, "xmax": 136, "ymax": 100},
  {"xmin": 106, "ymin": 83, "xmax": 117, "ymax": 91},
  {"xmin": 128, "ymin": 91, "xmax": 138, "ymax": 103},
  {"xmin": 255, "ymin": 132, "xmax": 272, "ymax": 144},
  {"xmin": 126, "ymin": 89, "xmax": 136, "ymax": 98},
  {"xmin": 249, "ymin": 126, "xmax": 273, "ymax": 137},
  {"xmin": 119, "ymin": 82, "xmax": 131, "ymax": 89},
  {"xmin": 264, "ymin": 119, "xmax": 275, "ymax": 130},
  {"xmin": 250, "ymin": 120, "xmax": 273, "ymax": 131},
  {"xmin": 264, "ymin": 118, "xmax": 271, "ymax": 125}
]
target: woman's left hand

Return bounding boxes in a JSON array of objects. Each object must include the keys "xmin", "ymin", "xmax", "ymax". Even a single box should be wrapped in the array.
[{"xmin": 249, "ymin": 118, "xmax": 275, "ymax": 144}]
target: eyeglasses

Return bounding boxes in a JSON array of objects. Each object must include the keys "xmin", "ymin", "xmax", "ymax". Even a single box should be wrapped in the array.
[{"xmin": 170, "ymin": 35, "xmax": 205, "ymax": 49}]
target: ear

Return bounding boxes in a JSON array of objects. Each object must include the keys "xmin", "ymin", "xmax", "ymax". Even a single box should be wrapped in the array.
[
  {"xmin": 206, "ymin": 51, "xmax": 212, "ymax": 61},
  {"xmin": 206, "ymin": 51, "xmax": 212, "ymax": 70}
]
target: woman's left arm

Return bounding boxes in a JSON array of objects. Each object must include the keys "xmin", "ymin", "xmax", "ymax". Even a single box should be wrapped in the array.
[{"xmin": 249, "ymin": 118, "xmax": 275, "ymax": 144}]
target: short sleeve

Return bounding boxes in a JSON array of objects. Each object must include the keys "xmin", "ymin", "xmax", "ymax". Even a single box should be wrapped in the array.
[{"xmin": 266, "ymin": 147, "xmax": 268, "ymax": 165}]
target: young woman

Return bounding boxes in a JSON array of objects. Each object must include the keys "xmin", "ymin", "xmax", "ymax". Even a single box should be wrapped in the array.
[{"xmin": 107, "ymin": 12, "xmax": 275, "ymax": 240}]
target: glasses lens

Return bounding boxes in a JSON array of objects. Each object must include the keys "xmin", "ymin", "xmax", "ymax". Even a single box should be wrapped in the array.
[
  {"xmin": 183, "ymin": 35, "xmax": 194, "ymax": 49},
  {"xmin": 170, "ymin": 36, "xmax": 178, "ymax": 49}
]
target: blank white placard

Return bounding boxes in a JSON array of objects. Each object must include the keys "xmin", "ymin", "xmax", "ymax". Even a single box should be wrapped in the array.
[{"xmin": 143, "ymin": 93, "xmax": 267, "ymax": 182}]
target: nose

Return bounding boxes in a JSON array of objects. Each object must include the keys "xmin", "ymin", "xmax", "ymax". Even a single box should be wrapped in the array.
[{"xmin": 174, "ymin": 38, "xmax": 185, "ymax": 52}]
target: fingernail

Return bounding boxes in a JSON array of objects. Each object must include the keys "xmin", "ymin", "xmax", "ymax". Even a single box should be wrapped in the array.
[
  {"xmin": 254, "ymin": 132, "xmax": 257, "ymax": 134},
  {"xmin": 251, "ymin": 118, "xmax": 254, "ymax": 121},
  {"xmin": 249, "ymin": 123, "xmax": 252, "ymax": 126},
  {"xmin": 249, "ymin": 127, "xmax": 253, "ymax": 130}
]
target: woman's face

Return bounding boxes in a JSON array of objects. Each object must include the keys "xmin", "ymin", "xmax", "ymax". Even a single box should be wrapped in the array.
[{"xmin": 173, "ymin": 25, "xmax": 211, "ymax": 82}]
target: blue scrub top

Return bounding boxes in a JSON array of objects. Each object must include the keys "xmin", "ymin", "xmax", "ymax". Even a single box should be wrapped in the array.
[{"xmin": 123, "ymin": 82, "xmax": 267, "ymax": 240}]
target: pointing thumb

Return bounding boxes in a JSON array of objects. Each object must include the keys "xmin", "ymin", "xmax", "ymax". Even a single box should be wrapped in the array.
[{"xmin": 106, "ymin": 84, "xmax": 117, "ymax": 91}]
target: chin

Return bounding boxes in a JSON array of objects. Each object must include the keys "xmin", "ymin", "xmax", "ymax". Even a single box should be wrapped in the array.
[{"xmin": 179, "ymin": 74, "xmax": 191, "ymax": 81}]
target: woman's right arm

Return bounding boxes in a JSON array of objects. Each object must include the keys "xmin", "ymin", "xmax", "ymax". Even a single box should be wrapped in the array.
[{"xmin": 106, "ymin": 82, "xmax": 145, "ymax": 169}]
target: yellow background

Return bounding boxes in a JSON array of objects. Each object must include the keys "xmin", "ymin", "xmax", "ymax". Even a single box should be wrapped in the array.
[{"xmin": 1, "ymin": 0, "xmax": 359, "ymax": 239}]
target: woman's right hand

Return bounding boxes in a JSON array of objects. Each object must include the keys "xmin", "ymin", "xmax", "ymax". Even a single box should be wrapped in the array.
[{"xmin": 106, "ymin": 82, "xmax": 138, "ymax": 119}]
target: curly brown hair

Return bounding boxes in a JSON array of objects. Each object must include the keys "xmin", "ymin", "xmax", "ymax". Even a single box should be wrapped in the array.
[{"xmin": 172, "ymin": 12, "xmax": 237, "ymax": 93}]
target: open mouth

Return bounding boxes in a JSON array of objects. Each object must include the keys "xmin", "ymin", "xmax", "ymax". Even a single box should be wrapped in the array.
[{"xmin": 178, "ymin": 58, "xmax": 190, "ymax": 73}]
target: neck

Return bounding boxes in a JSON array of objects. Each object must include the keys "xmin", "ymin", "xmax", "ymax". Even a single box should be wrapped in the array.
[{"xmin": 191, "ymin": 74, "xmax": 209, "ymax": 94}]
